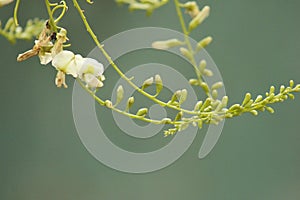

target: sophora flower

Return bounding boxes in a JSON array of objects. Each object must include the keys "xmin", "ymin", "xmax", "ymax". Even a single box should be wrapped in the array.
[
  {"xmin": 52, "ymin": 50, "xmax": 105, "ymax": 89},
  {"xmin": 78, "ymin": 58, "xmax": 105, "ymax": 88}
]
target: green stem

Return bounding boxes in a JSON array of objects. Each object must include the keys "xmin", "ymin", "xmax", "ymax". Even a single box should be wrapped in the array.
[
  {"xmin": 13, "ymin": 0, "xmax": 21, "ymax": 26},
  {"xmin": 45, "ymin": 0, "xmax": 58, "ymax": 32},
  {"xmin": 173, "ymin": 0, "xmax": 211, "ymax": 98},
  {"xmin": 77, "ymin": 79, "xmax": 178, "ymax": 125},
  {"xmin": 52, "ymin": 1, "xmax": 68, "ymax": 23},
  {"xmin": 71, "ymin": 0, "xmax": 201, "ymax": 116}
]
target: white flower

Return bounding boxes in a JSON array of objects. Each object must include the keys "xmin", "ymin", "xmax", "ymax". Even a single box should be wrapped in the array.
[
  {"xmin": 78, "ymin": 58, "xmax": 105, "ymax": 88},
  {"xmin": 52, "ymin": 50, "xmax": 83, "ymax": 78},
  {"xmin": 51, "ymin": 51, "xmax": 105, "ymax": 89},
  {"xmin": 0, "ymin": 0, "xmax": 13, "ymax": 7}
]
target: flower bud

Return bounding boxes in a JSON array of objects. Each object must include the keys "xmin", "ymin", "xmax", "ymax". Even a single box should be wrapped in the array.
[
  {"xmin": 136, "ymin": 108, "xmax": 148, "ymax": 117},
  {"xmin": 126, "ymin": 97, "xmax": 135, "ymax": 111},
  {"xmin": 155, "ymin": 74, "xmax": 163, "ymax": 95},
  {"xmin": 152, "ymin": 39, "xmax": 184, "ymax": 50},
  {"xmin": 142, "ymin": 77, "xmax": 154, "ymax": 90},
  {"xmin": 196, "ymin": 36, "xmax": 213, "ymax": 51},
  {"xmin": 180, "ymin": 47, "xmax": 192, "ymax": 61},
  {"xmin": 116, "ymin": 85, "xmax": 124, "ymax": 105},
  {"xmin": 189, "ymin": 6, "xmax": 210, "ymax": 31}
]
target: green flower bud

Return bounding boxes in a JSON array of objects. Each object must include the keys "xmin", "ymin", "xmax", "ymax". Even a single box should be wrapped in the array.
[
  {"xmin": 194, "ymin": 101, "xmax": 203, "ymax": 111},
  {"xmin": 199, "ymin": 59, "xmax": 207, "ymax": 72},
  {"xmin": 155, "ymin": 74, "xmax": 163, "ymax": 95},
  {"xmin": 136, "ymin": 108, "xmax": 148, "ymax": 117},
  {"xmin": 126, "ymin": 96, "xmax": 135, "ymax": 111},
  {"xmin": 289, "ymin": 80, "xmax": 294, "ymax": 88},
  {"xmin": 116, "ymin": 85, "xmax": 124, "ymax": 105},
  {"xmin": 189, "ymin": 79, "xmax": 199, "ymax": 86},
  {"xmin": 189, "ymin": 6, "xmax": 210, "ymax": 31},
  {"xmin": 174, "ymin": 111, "xmax": 183, "ymax": 121},
  {"xmin": 211, "ymin": 81, "xmax": 223, "ymax": 90},
  {"xmin": 212, "ymin": 89, "xmax": 218, "ymax": 99},
  {"xmin": 266, "ymin": 106, "xmax": 275, "ymax": 114},
  {"xmin": 105, "ymin": 100, "xmax": 113, "ymax": 108},
  {"xmin": 196, "ymin": 36, "xmax": 213, "ymax": 51},
  {"xmin": 180, "ymin": 47, "xmax": 193, "ymax": 61},
  {"xmin": 142, "ymin": 77, "xmax": 154, "ymax": 90},
  {"xmin": 242, "ymin": 93, "xmax": 252, "ymax": 106},
  {"xmin": 200, "ymin": 82, "xmax": 210, "ymax": 94},
  {"xmin": 152, "ymin": 39, "xmax": 184, "ymax": 50},
  {"xmin": 179, "ymin": 89, "xmax": 188, "ymax": 104},
  {"xmin": 250, "ymin": 110, "xmax": 258, "ymax": 116}
]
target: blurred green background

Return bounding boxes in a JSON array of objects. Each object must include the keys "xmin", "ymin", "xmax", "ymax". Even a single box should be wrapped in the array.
[{"xmin": 1, "ymin": 0, "xmax": 300, "ymax": 199}]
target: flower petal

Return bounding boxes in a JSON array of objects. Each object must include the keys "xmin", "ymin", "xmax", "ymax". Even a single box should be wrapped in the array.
[
  {"xmin": 83, "ymin": 73, "xmax": 103, "ymax": 88},
  {"xmin": 79, "ymin": 58, "xmax": 104, "ymax": 78},
  {"xmin": 52, "ymin": 50, "xmax": 74, "ymax": 71},
  {"xmin": 65, "ymin": 54, "xmax": 83, "ymax": 78},
  {"xmin": 39, "ymin": 52, "xmax": 52, "ymax": 65}
]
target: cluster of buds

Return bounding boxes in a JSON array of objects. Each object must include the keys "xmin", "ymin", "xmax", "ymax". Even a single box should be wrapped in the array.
[
  {"xmin": 0, "ymin": 18, "xmax": 45, "ymax": 44},
  {"xmin": 17, "ymin": 21, "xmax": 105, "ymax": 89},
  {"xmin": 180, "ymin": 1, "xmax": 210, "ymax": 31}
]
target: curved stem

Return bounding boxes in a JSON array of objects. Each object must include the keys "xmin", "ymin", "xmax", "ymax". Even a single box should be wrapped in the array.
[
  {"xmin": 13, "ymin": 0, "xmax": 21, "ymax": 26},
  {"xmin": 45, "ymin": 0, "xmax": 58, "ymax": 32},
  {"xmin": 77, "ymin": 79, "xmax": 179, "ymax": 125},
  {"xmin": 173, "ymin": 0, "xmax": 211, "ymax": 98},
  {"xmin": 52, "ymin": 1, "xmax": 68, "ymax": 23},
  {"xmin": 71, "ymin": 0, "xmax": 201, "ymax": 116}
]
